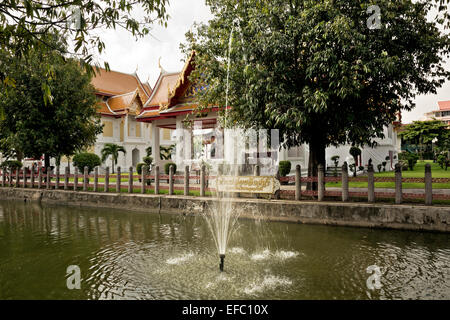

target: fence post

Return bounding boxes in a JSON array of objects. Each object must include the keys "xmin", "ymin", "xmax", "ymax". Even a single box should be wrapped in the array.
[
  {"xmin": 83, "ymin": 167, "xmax": 88, "ymax": 191},
  {"xmin": 22, "ymin": 167, "xmax": 27, "ymax": 188},
  {"xmin": 200, "ymin": 165, "xmax": 206, "ymax": 197},
  {"xmin": 55, "ymin": 166, "xmax": 60, "ymax": 190},
  {"xmin": 15, "ymin": 167, "xmax": 20, "ymax": 188},
  {"xmin": 30, "ymin": 168, "xmax": 35, "ymax": 189},
  {"xmin": 141, "ymin": 166, "xmax": 147, "ymax": 194},
  {"xmin": 395, "ymin": 163, "xmax": 402, "ymax": 204},
  {"xmin": 425, "ymin": 163, "xmax": 432, "ymax": 205},
  {"xmin": 94, "ymin": 167, "xmax": 99, "ymax": 192},
  {"xmin": 46, "ymin": 167, "xmax": 51, "ymax": 189},
  {"xmin": 295, "ymin": 165, "xmax": 301, "ymax": 201},
  {"xmin": 38, "ymin": 167, "xmax": 42, "ymax": 189},
  {"xmin": 184, "ymin": 166, "xmax": 189, "ymax": 196},
  {"xmin": 105, "ymin": 167, "xmax": 110, "ymax": 193},
  {"xmin": 254, "ymin": 165, "xmax": 260, "ymax": 199},
  {"xmin": 154, "ymin": 165, "xmax": 160, "ymax": 195},
  {"xmin": 1, "ymin": 168, "xmax": 5, "ymax": 187},
  {"xmin": 318, "ymin": 164, "xmax": 325, "ymax": 201},
  {"xmin": 128, "ymin": 166, "xmax": 133, "ymax": 193},
  {"xmin": 73, "ymin": 167, "xmax": 78, "ymax": 191},
  {"xmin": 367, "ymin": 164, "xmax": 375, "ymax": 203},
  {"xmin": 116, "ymin": 166, "xmax": 121, "ymax": 193},
  {"xmin": 64, "ymin": 167, "xmax": 69, "ymax": 190},
  {"xmin": 342, "ymin": 162, "xmax": 349, "ymax": 202},
  {"xmin": 2, "ymin": 168, "xmax": 6, "ymax": 187},
  {"xmin": 169, "ymin": 165, "xmax": 174, "ymax": 195}
]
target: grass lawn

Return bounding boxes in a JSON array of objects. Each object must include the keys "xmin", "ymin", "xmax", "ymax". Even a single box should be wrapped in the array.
[{"xmin": 325, "ymin": 160, "xmax": 450, "ymax": 189}]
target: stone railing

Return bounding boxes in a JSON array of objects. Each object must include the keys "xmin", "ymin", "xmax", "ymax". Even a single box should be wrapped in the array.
[{"xmin": 0, "ymin": 163, "xmax": 448, "ymax": 205}]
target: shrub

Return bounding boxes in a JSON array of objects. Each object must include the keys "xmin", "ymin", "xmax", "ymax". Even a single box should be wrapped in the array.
[
  {"xmin": 0, "ymin": 160, "xmax": 22, "ymax": 169},
  {"xmin": 143, "ymin": 156, "xmax": 153, "ymax": 167},
  {"xmin": 72, "ymin": 153, "xmax": 101, "ymax": 173},
  {"xmin": 136, "ymin": 163, "xmax": 147, "ymax": 175},
  {"xmin": 164, "ymin": 162, "xmax": 177, "ymax": 175},
  {"xmin": 437, "ymin": 154, "xmax": 449, "ymax": 171},
  {"xmin": 331, "ymin": 155, "xmax": 340, "ymax": 166},
  {"xmin": 349, "ymin": 147, "xmax": 361, "ymax": 176},
  {"xmin": 382, "ymin": 161, "xmax": 387, "ymax": 171},
  {"xmin": 399, "ymin": 160, "xmax": 409, "ymax": 171},
  {"xmin": 377, "ymin": 164, "xmax": 382, "ymax": 173},
  {"xmin": 398, "ymin": 152, "xmax": 419, "ymax": 171},
  {"xmin": 278, "ymin": 161, "xmax": 291, "ymax": 177},
  {"xmin": 358, "ymin": 165, "xmax": 364, "ymax": 171}
]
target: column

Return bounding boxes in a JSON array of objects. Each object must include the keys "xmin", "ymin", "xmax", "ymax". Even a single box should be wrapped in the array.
[
  {"xmin": 169, "ymin": 165, "xmax": 174, "ymax": 195},
  {"xmin": 395, "ymin": 163, "xmax": 402, "ymax": 204},
  {"xmin": 128, "ymin": 166, "xmax": 133, "ymax": 193},
  {"xmin": 104, "ymin": 167, "xmax": 110, "ymax": 192},
  {"xmin": 151, "ymin": 124, "xmax": 161, "ymax": 167},
  {"xmin": 425, "ymin": 163, "xmax": 432, "ymax": 205},
  {"xmin": 318, "ymin": 164, "xmax": 324, "ymax": 201},
  {"xmin": 184, "ymin": 166, "xmax": 189, "ymax": 196},
  {"xmin": 342, "ymin": 163, "xmax": 349, "ymax": 202},
  {"xmin": 295, "ymin": 165, "xmax": 301, "ymax": 201},
  {"xmin": 94, "ymin": 167, "xmax": 98, "ymax": 192},
  {"xmin": 154, "ymin": 165, "xmax": 160, "ymax": 195},
  {"xmin": 367, "ymin": 164, "xmax": 375, "ymax": 203},
  {"xmin": 116, "ymin": 166, "xmax": 121, "ymax": 193}
]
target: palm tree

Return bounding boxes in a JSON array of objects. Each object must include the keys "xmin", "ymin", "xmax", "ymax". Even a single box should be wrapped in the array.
[{"xmin": 101, "ymin": 143, "xmax": 126, "ymax": 174}]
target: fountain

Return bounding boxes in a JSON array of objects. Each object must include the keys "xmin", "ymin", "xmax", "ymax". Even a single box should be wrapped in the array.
[{"xmin": 203, "ymin": 21, "xmax": 243, "ymax": 272}]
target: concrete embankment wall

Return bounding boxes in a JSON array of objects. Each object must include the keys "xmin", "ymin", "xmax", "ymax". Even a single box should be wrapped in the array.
[{"xmin": 1, "ymin": 188, "xmax": 449, "ymax": 232}]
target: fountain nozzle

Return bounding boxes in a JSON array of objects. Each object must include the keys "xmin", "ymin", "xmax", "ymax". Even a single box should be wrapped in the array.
[{"xmin": 219, "ymin": 254, "xmax": 225, "ymax": 272}]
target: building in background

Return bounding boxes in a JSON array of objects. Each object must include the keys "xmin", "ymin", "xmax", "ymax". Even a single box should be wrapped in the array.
[
  {"xmin": 423, "ymin": 100, "xmax": 450, "ymax": 125},
  {"xmin": 57, "ymin": 67, "xmax": 175, "ymax": 172},
  {"xmin": 137, "ymin": 52, "xmax": 399, "ymax": 175}
]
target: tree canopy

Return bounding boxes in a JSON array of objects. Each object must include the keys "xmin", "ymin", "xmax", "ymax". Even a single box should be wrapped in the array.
[
  {"xmin": 0, "ymin": 34, "xmax": 103, "ymax": 167},
  {"xmin": 0, "ymin": 0, "xmax": 169, "ymax": 97},
  {"xmin": 399, "ymin": 119, "xmax": 450, "ymax": 158},
  {"xmin": 183, "ymin": 0, "xmax": 450, "ymax": 180}
]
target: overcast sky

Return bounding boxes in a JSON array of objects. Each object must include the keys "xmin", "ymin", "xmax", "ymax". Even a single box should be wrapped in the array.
[{"xmin": 94, "ymin": 0, "xmax": 449, "ymax": 124}]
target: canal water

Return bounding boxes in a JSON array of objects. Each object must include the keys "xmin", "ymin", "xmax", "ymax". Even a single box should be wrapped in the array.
[{"xmin": 0, "ymin": 200, "xmax": 449, "ymax": 300}]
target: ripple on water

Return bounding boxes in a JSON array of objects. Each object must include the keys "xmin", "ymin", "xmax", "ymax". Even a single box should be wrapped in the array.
[
  {"xmin": 250, "ymin": 249, "xmax": 301, "ymax": 261},
  {"xmin": 244, "ymin": 275, "xmax": 293, "ymax": 295},
  {"xmin": 166, "ymin": 253, "xmax": 195, "ymax": 265}
]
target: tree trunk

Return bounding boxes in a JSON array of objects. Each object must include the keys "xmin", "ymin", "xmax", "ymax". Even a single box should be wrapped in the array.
[
  {"xmin": 44, "ymin": 154, "xmax": 50, "ymax": 171},
  {"xmin": 307, "ymin": 139, "xmax": 326, "ymax": 191},
  {"xmin": 111, "ymin": 158, "xmax": 115, "ymax": 174},
  {"xmin": 16, "ymin": 151, "xmax": 24, "ymax": 162}
]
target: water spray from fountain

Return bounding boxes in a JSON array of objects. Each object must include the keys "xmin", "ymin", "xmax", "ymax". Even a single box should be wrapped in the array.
[{"xmin": 202, "ymin": 19, "xmax": 244, "ymax": 272}]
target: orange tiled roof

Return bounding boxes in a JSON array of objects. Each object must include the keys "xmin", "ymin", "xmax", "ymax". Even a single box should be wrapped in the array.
[
  {"xmin": 144, "ymin": 73, "xmax": 180, "ymax": 107},
  {"xmin": 91, "ymin": 68, "xmax": 151, "ymax": 104},
  {"xmin": 438, "ymin": 100, "xmax": 450, "ymax": 111},
  {"xmin": 97, "ymin": 101, "xmax": 113, "ymax": 115},
  {"xmin": 97, "ymin": 90, "xmax": 142, "ymax": 117},
  {"xmin": 107, "ymin": 91, "xmax": 137, "ymax": 111}
]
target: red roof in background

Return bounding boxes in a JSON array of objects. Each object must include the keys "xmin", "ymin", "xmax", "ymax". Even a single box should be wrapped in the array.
[{"xmin": 438, "ymin": 100, "xmax": 450, "ymax": 111}]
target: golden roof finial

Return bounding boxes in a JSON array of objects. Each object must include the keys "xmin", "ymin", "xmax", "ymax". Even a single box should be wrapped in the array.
[{"xmin": 158, "ymin": 57, "xmax": 167, "ymax": 74}]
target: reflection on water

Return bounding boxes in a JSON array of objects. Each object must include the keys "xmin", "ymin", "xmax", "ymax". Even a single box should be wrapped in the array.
[{"xmin": 0, "ymin": 200, "xmax": 449, "ymax": 300}]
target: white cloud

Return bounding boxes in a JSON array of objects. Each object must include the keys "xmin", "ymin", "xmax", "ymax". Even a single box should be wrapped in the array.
[
  {"xmin": 89, "ymin": 1, "xmax": 449, "ymax": 123},
  {"xmin": 95, "ymin": 0, "xmax": 212, "ymax": 86}
]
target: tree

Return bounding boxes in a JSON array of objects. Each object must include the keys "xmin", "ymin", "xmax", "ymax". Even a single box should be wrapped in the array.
[
  {"xmin": 0, "ymin": 34, "xmax": 103, "ymax": 169},
  {"xmin": 101, "ymin": 143, "xmax": 126, "ymax": 174},
  {"xmin": 0, "ymin": 0, "xmax": 169, "ymax": 103},
  {"xmin": 399, "ymin": 120, "xmax": 450, "ymax": 160},
  {"xmin": 184, "ymin": 0, "xmax": 450, "ymax": 189},
  {"xmin": 72, "ymin": 152, "xmax": 101, "ymax": 173}
]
